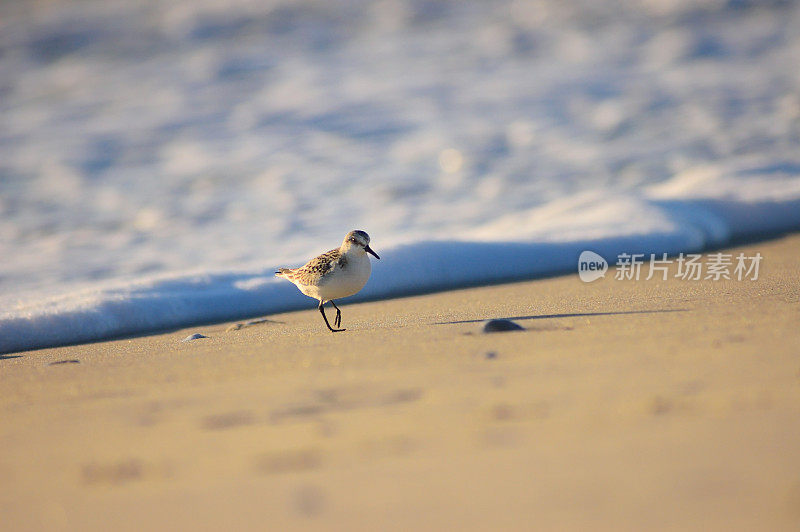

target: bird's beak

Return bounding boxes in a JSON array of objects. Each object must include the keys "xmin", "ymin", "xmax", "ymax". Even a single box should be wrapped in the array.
[{"xmin": 365, "ymin": 245, "xmax": 380, "ymax": 259}]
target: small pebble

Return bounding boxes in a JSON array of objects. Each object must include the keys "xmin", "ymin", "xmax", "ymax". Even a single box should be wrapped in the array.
[
  {"xmin": 481, "ymin": 319, "xmax": 524, "ymax": 333},
  {"xmin": 182, "ymin": 333, "xmax": 208, "ymax": 342},
  {"xmin": 485, "ymin": 351, "xmax": 497, "ymax": 359}
]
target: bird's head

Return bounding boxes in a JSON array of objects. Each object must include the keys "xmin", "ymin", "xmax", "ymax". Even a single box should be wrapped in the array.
[{"xmin": 341, "ymin": 230, "xmax": 379, "ymax": 259}]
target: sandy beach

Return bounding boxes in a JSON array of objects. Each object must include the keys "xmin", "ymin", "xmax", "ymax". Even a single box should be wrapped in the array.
[
  {"xmin": 2, "ymin": 233, "xmax": 799, "ymax": 531},
  {"xmin": 3, "ymin": 1, "xmax": 800, "ymax": 530}
]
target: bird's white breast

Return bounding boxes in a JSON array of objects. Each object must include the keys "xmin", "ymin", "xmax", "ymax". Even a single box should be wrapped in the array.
[{"xmin": 308, "ymin": 251, "xmax": 372, "ymax": 301}]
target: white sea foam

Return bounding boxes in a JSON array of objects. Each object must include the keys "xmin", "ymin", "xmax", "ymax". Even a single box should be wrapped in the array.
[{"xmin": 1, "ymin": 0, "xmax": 799, "ymax": 352}]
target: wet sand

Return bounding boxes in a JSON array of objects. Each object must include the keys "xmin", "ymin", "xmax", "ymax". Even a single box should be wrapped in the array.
[{"xmin": 2, "ymin": 233, "xmax": 799, "ymax": 531}]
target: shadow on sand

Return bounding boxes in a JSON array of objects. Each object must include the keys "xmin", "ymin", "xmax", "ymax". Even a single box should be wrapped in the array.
[{"xmin": 434, "ymin": 308, "xmax": 689, "ymax": 325}]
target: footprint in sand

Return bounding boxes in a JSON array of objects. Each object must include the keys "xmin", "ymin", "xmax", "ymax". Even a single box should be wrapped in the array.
[
  {"xmin": 201, "ymin": 410, "xmax": 256, "ymax": 430},
  {"xmin": 255, "ymin": 449, "xmax": 323, "ymax": 475}
]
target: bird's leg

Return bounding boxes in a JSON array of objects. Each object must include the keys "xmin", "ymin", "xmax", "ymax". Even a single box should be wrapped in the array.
[
  {"xmin": 318, "ymin": 300, "xmax": 345, "ymax": 332},
  {"xmin": 330, "ymin": 300, "xmax": 342, "ymax": 328}
]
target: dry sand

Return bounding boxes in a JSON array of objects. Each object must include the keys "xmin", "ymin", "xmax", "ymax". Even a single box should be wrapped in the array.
[{"xmin": 2, "ymin": 234, "xmax": 800, "ymax": 531}]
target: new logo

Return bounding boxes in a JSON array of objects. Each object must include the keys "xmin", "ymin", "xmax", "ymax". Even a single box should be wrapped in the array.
[{"xmin": 578, "ymin": 251, "xmax": 608, "ymax": 282}]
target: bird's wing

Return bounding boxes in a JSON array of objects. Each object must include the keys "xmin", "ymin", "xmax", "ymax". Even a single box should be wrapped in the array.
[{"xmin": 286, "ymin": 248, "xmax": 341, "ymax": 285}]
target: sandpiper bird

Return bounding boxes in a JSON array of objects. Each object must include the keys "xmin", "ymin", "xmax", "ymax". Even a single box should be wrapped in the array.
[{"xmin": 275, "ymin": 230, "xmax": 379, "ymax": 332}]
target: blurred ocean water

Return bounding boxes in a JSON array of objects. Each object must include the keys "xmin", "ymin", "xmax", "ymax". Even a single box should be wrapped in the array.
[{"xmin": 1, "ymin": 0, "xmax": 800, "ymax": 351}]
